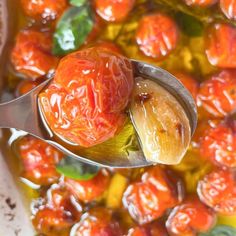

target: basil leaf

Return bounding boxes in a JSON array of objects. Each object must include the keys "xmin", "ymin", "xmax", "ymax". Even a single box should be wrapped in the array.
[
  {"xmin": 70, "ymin": 0, "xmax": 87, "ymax": 7},
  {"xmin": 176, "ymin": 12, "xmax": 203, "ymax": 37},
  {"xmin": 56, "ymin": 156, "xmax": 100, "ymax": 180},
  {"xmin": 199, "ymin": 225, "xmax": 236, "ymax": 236},
  {"xmin": 53, "ymin": 5, "xmax": 94, "ymax": 55}
]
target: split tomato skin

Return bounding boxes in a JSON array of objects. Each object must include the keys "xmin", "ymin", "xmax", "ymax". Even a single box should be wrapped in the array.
[
  {"xmin": 39, "ymin": 47, "xmax": 133, "ymax": 147},
  {"xmin": 11, "ymin": 29, "xmax": 58, "ymax": 79},
  {"xmin": 94, "ymin": 0, "xmax": 135, "ymax": 22},
  {"xmin": 122, "ymin": 166, "xmax": 184, "ymax": 224},
  {"xmin": 136, "ymin": 13, "xmax": 179, "ymax": 59},
  {"xmin": 197, "ymin": 70, "xmax": 236, "ymax": 117},
  {"xmin": 205, "ymin": 23, "xmax": 236, "ymax": 68},
  {"xmin": 197, "ymin": 169, "xmax": 236, "ymax": 215},
  {"xmin": 166, "ymin": 196, "xmax": 216, "ymax": 236}
]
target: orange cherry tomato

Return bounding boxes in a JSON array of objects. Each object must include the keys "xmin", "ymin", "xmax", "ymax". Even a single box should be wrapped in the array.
[
  {"xmin": 64, "ymin": 169, "xmax": 110, "ymax": 203},
  {"xmin": 21, "ymin": 0, "xmax": 67, "ymax": 21},
  {"xmin": 72, "ymin": 208, "xmax": 123, "ymax": 236},
  {"xmin": 18, "ymin": 135, "xmax": 63, "ymax": 185},
  {"xmin": 122, "ymin": 166, "xmax": 184, "ymax": 224},
  {"xmin": 184, "ymin": 0, "xmax": 218, "ymax": 7},
  {"xmin": 205, "ymin": 23, "xmax": 236, "ymax": 68},
  {"xmin": 166, "ymin": 196, "xmax": 216, "ymax": 236},
  {"xmin": 39, "ymin": 47, "xmax": 133, "ymax": 147},
  {"xmin": 11, "ymin": 29, "xmax": 58, "ymax": 79},
  {"xmin": 197, "ymin": 70, "xmax": 236, "ymax": 117},
  {"xmin": 197, "ymin": 169, "xmax": 236, "ymax": 215},
  {"xmin": 220, "ymin": 0, "xmax": 236, "ymax": 20},
  {"xmin": 94, "ymin": 0, "xmax": 135, "ymax": 22},
  {"xmin": 136, "ymin": 13, "xmax": 179, "ymax": 59}
]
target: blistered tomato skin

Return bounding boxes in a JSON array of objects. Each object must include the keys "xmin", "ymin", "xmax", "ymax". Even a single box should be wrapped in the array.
[
  {"xmin": 18, "ymin": 136, "xmax": 63, "ymax": 185},
  {"xmin": 197, "ymin": 70, "xmax": 236, "ymax": 117},
  {"xmin": 122, "ymin": 166, "xmax": 184, "ymax": 224},
  {"xmin": 184, "ymin": 0, "xmax": 218, "ymax": 7},
  {"xmin": 21, "ymin": 0, "xmax": 67, "ymax": 21},
  {"xmin": 64, "ymin": 169, "xmax": 110, "ymax": 203},
  {"xmin": 220, "ymin": 0, "xmax": 236, "ymax": 20},
  {"xmin": 205, "ymin": 23, "xmax": 236, "ymax": 68},
  {"xmin": 11, "ymin": 29, "xmax": 58, "ymax": 79},
  {"xmin": 39, "ymin": 47, "xmax": 133, "ymax": 147},
  {"xmin": 95, "ymin": 0, "xmax": 135, "ymax": 22},
  {"xmin": 197, "ymin": 169, "xmax": 236, "ymax": 215},
  {"xmin": 136, "ymin": 13, "xmax": 179, "ymax": 59}
]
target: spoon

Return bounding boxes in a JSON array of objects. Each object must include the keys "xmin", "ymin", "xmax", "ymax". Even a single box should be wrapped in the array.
[{"xmin": 0, "ymin": 60, "xmax": 197, "ymax": 168}]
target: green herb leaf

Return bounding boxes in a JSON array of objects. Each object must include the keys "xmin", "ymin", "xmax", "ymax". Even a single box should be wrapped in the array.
[
  {"xmin": 176, "ymin": 12, "xmax": 204, "ymax": 37},
  {"xmin": 53, "ymin": 5, "xmax": 94, "ymax": 55},
  {"xmin": 70, "ymin": 0, "xmax": 87, "ymax": 7},
  {"xmin": 199, "ymin": 225, "xmax": 236, "ymax": 236},
  {"xmin": 56, "ymin": 156, "xmax": 100, "ymax": 180}
]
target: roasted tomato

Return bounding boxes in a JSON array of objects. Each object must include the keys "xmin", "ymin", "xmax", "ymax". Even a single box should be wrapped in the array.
[
  {"xmin": 136, "ymin": 13, "xmax": 179, "ymax": 59},
  {"xmin": 183, "ymin": 0, "xmax": 218, "ymax": 6},
  {"xmin": 21, "ymin": 0, "xmax": 67, "ymax": 21},
  {"xmin": 71, "ymin": 208, "xmax": 123, "ymax": 236},
  {"xmin": 199, "ymin": 119, "xmax": 236, "ymax": 168},
  {"xmin": 220, "ymin": 0, "xmax": 236, "ymax": 20},
  {"xmin": 197, "ymin": 70, "xmax": 236, "ymax": 117},
  {"xmin": 173, "ymin": 72, "xmax": 199, "ymax": 101},
  {"xmin": 32, "ymin": 207, "xmax": 75, "ymax": 235},
  {"xmin": 64, "ymin": 169, "xmax": 110, "ymax": 203},
  {"xmin": 166, "ymin": 196, "xmax": 216, "ymax": 236},
  {"xmin": 122, "ymin": 166, "xmax": 184, "ymax": 224},
  {"xmin": 197, "ymin": 169, "xmax": 236, "ymax": 215},
  {"xmin": 11, "ymin": 29, "xmax": 58, "ymax": 79},
  {"xmin": 39, "ymin": 47, "xmax": 133, "ymax": 147},
  {"xmin": 205, "ymin": 23, "xmax": 236, "ymax": 68},
  {"xmin": 94, "ymin": 0, "xmax": 135, "ymax": 22},
  {"xmin": 18, "ymin": 135, "xmax": 63, "ymax": 185}
]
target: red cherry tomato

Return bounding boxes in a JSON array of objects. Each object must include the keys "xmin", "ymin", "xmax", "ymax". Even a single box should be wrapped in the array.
[
  {"xmin": 11, "ymin": 29, "xmax": 58, "ymax": 79},
  {"xmin": 136, "ymin": 13, "xmax": 179, "ymax": 59},
  {"xmin": 64, "ymin": 169, "xmax": 110, "ymax": 203},
  {"xmin": 18, "ymin": 136, "xmax": 63, "ymax": 185},
  {"xmin": 199, "ymin": 119, "xmax": 236, "ymax": 168},
  {"xmin": 39, "ymin": 47, "xmax": 133, "ymax": 147},
  {"xmin": 197, "ymin": 70, "xmax": 236, "ymax": 117},
  {"xmin": 220, "ymin": 0, "xmax": 236, "ymax": 20},
  {"xmin": 166, "ymin": 196, "xmax": 216, "ymax": 236},
  {"xmin": 122, "ymin": 166, "xmax": 184, "ymax": 224},
  {"xmin": 32, "ymin": 207, "xmax": 75, "ymax": 235},
  {"xmin": 197, "ymin": 169, "xmax": 236, "ymax": 215},
  {"xmin": 94, "ymin": 0, "xmax": 135, "ymax": 22},
  {"xmin": 72, "ymin": 208, "xmax": 123, "ymax": 236},
  {"xmin": 173, "ymin": 72, "xmax": 199, "ymax": 101},
  {"xmin": 21, "ymin": 0, "xmax": 67, "ymax": 21},
  {"xmin": 184, "ymin": 0, "xmax": 218, "ymax": 7},
  {"xmin": 205, "ymin": 23, "xmax": 236, "ymax": 68}
]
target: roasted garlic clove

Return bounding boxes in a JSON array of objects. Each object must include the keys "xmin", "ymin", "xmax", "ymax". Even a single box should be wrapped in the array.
[{"xmin": 130, "ymin": 77, "xmax": 191, "ymax": 165}]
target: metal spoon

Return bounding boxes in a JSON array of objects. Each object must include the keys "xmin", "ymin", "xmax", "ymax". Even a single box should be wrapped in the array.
[{"xmin": 0, "ymin": 60, "xmax": 197, "ymax": 168}]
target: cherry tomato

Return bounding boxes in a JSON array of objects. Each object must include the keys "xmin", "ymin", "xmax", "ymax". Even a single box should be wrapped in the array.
[
  {"xmin": 166, "ymin": 196, "xmax": 216, "ymax": 236},
  {"xmin": 220, "ymin": 0, "xmax": 236, "ymax": 20},
  {"xmin": 11, "ymin": 29, "xmax": 58, "ymax": 79},
  {"xmin": 197, "ymin": 169, "xmax": 236, "ymax": 215},
  {"xmin": 94, "ymin": 0, "xmax": 135, "ymax": 22},
  {"xmin": 39, "ymin": 47, "xmax": 133, "ymax": 147},
  {"xmin": 71, "ymin": 208, "xmax": 123, "ymax": 236},
  {"xmin": 64, "ymin": 169, "xmax": 110, "ymax": 203},
  {"xmin": 18, "ymin": 135, "xmax": 63, "ymax": 185},
  {"xmin": 184, "ymin": 0, "xmax": 218, "ymax": 7},
  {"xmin": 122, "ymin": 166, "xmax": 184, "ymax": 224},
  {"xmin": 173, "ymin": 72, "xmax": 199, "ymax": 101},
  {"xmin": 197, "ymin": 70, "xmax": 236, "ymax": 117},
  {"xmin": 205, "ymin": 23, "xmax": 236, "ymax": 68},
  {"xmin": 32, "ymin": 207, "xmax": 75, "ymax": 235},
  {"xmin": 21, "ymin": 0, "xmax": 67, "ymax": 21},
  {"xmin": 136, "ymin": 13, "xmax": 179, "ymax": 59}
]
